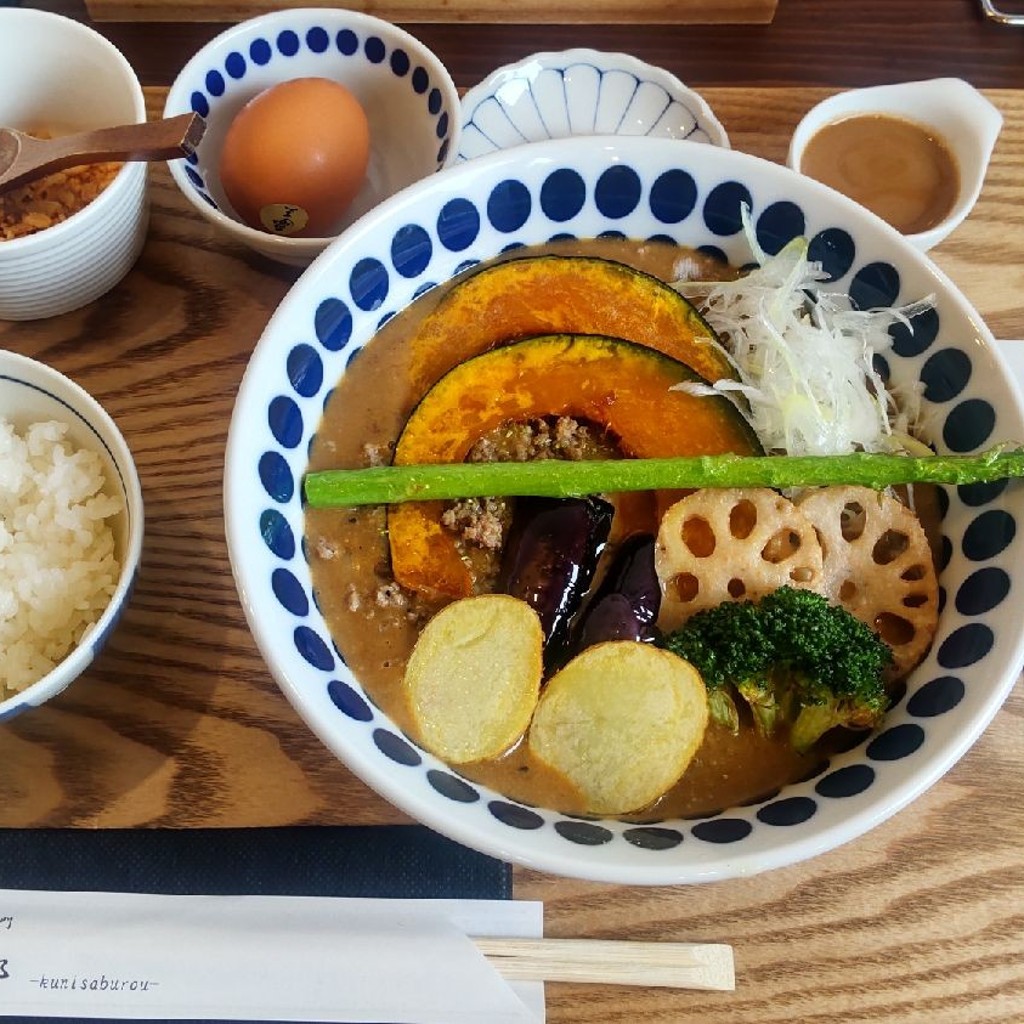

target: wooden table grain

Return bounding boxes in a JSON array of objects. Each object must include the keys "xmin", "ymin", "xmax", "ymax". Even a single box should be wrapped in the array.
[{"xmin": 2, "ymin": 31, "xmax": 1024, "ymax": 1022}]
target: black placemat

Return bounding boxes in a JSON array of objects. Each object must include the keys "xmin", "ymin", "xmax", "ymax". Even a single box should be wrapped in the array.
[{"xmin": 0, "ymin": 825, "xmax": 512, "ymax": 1022}]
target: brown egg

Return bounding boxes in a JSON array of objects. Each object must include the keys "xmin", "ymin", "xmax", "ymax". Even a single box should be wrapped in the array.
[{"xmin": 219, "ymin": 77, "xmax": 370, "ymax": 238}]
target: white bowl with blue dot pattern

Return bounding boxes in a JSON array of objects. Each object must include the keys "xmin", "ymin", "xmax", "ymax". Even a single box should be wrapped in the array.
[
  {"xmin": 0, "ymin": 351, "xmax": 144, "ymax": 723},
  {"xmin": 458, "ymin": 49, "xmax": 729, "ymax": 162},
  {"xmin": 225, "ymin": 135, "xmax": 1024, "ymax": 884},
  {"xmin": 163, "ymin": 9, "xmax": 461, "ymax": 267}
]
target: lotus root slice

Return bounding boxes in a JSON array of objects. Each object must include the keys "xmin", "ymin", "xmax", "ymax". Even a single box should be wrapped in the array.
[
  {"xmin": 797, "ymin": 486, "xmax": 939, "ymax": 678},
  {"xmin": 655, "ymin": 487, "xmax": 825, "ymax": 631}
]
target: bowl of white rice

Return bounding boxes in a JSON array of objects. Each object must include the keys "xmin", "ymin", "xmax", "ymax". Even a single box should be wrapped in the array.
[{"xmin": 0, "ymin": 350, "xmax": 143, "ymax": 721}]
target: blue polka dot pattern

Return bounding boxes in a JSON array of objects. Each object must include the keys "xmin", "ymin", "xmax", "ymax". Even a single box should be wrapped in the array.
[
  {"xmin": 691, "ymin": 819, "xmax": 753, "ymax": 844},
  {"xmin": 260, "ymin": 509, "xmax": 295, "ymax": 559},
  {"xmin": 907, "ymin": 676, "xmax": 966, "ymax": 717},
  {"xmin": 412, "ymin": 66, "xmax": 428, "ymax": 93},
  {"xmin": 336, "ymin": 29, "xmax": 357, "ymax": 55},
  {"xmin": 963, "ymin": 510, "xmax": 1015, "ymax": 560},
  {"xmin": 390, "ymin": 49, "xmax": 410, "ymax": 76},
  {"xmin": 541, "ymin": 169, "xmax": 586, "ymax": 222},
  {"xmin": 808, "ymin": 227, "xmax": 855, "ymax": 281},
  {"xmin": 314, "ymin": 298, "xmax": 353, "ymax": 352},
  {"xmin": 374, "ymin": 729, "xmax": 421, "ymax": 766},
  {"xmin": 306, "ymin": 26, "xmax": 328, "ymax": 52},
  {"xmin": 815, "ymin": 764, "xmax": 875, "ymax": 798},
  {"xmin": 349, "ymin": 258, "xmax": 389, "ymax": 312},
  {"xmin": 205, "ymin": 70, "xmax": 225, "ymax": 97},
  {"xmin": 849, "ymin": 261, "xmax": 900, "ymax": 309},
  {"xmin": 258, "ymin": 451, "xmax": 293, "ymax": 502},
  {"xmin": 272, "ymin": 568, "xmax": 308, "ymax": 616},
  {"xmin": 277, "ymin": 30, "xmax": 300, "ymax": 57},
  {"xmin": 920, "ymin": 349, "xmax": 972, "ymax": 402},
  {"xmin": 867, "ymin": 724, "xmax": 925, "ymax": 761},
  {"xmin": 327, "ymin": 679, "xmax": 373, "ymax": 721},
  {"xmin": 594, "ymin": 165, "xmax": 642, "ymax": 220},
  {"xmin": 937, "ymin": 623, "xmax": 994, "ymax": 668},
  {"xmin": 955, "ymin": 567, "xmax": 1010, "ymax": 615},
  {"xmin": 555, "ymin": 821, "xmax": 613, "ymax": 846},
  {"xmin": 428, "ymin": 88, "xmax": 442, "ymax": 115},
  {"xmin": 365, "ymin": 35, "xmax": 385, "ymax": 63},
  {"xmin": 958, "ymin": 479, "xmax": 1007, "ymax": 507},
  {"xmin": 391, "ymin": 224, "xmax": 433, "ymax": 278},
  {"xmin": 487, "ymin": 180, "xmax": 532, "ymax": 232},
  {"xmin": 250, "ymin": 38, "xmax": 272, "ymax": 65},
  {"xmin": 702, "ymin": 181, "xmax": 751, "ymax": 236},
  {"xmin": 428, "ymin": 770, "xmax": 479, "ymax": 803},
  {"xmin": 942, "ymin": 399, "xmax": 995, "ymax": 452},
  {"xmin": 649, "ymin": 169, "xmax": 697, "ymax": 224},
  {"xmin": 623, "ymin": 827, "xmax": 684, "ymax": 850},
  {"xmin": 225, "ymin": 52, "xmax": 246, "ymax": 79},
  {"xmin": 889, "ymin": 306, "xmax": 941, "ymax": 357},
  {"xmin": 437, "ymin": 198, "xmax": 480, "ymax": 251},
  {"xmin": 756, "ymin": 201, "xmax": 805, "ymax": 256},
  {"xmin": 286, "ymin": 344, "xmax": 323, "ymax": 398},
  {"xmin": 757, "ymin": 797, "xmax": 817, "ymax": 826},
  {"xmin": 268, "ymin": 396, "xmax": 303, "ymax": 448},
  {"xmin": 489, "ymin": 802, "xmax": 545, "ymax": 830},
  {"xmin": 294, "ymin": 625, "xmax": 333, "ymax": 670}
]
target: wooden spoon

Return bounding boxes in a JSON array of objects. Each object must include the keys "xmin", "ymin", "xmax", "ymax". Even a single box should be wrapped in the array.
[{"xmin": 0, "ymin": 112, "xmax": 205, "ymax": 193}]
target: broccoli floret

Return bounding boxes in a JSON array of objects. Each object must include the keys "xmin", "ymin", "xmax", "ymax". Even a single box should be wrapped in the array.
[
  {"xmin": 661, "ymin": 587, "xmax": 893, "ymax": 751},
  {"xmin": 661, "ymin": 599, "xmax": 774, "ymax": 734}
]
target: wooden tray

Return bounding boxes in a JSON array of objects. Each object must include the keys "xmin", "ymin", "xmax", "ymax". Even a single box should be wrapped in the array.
[{"xmin": 83, "ymin": 0, "xmax": 779, "ymax": 24}]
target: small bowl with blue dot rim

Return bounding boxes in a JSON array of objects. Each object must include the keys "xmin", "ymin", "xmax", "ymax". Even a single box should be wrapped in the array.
[
  {"xmin": 225, "ymin": 135, "xmax": 1024, "ymax": 884},
  {"xmin": 163, "ymin": 9, "xmax": 461, "ymax": 267},
  {"xmin": 458, "ymin": 48, "xmax": 729, "ymax": 162},
  {"xmin": 0, "ymin": 350, "xmax": 144, "ymax": 723}
]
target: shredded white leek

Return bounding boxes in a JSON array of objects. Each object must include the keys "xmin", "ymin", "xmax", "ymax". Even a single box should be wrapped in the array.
[{"xmin": 671, "ymin": 210, "xmax": 931, "ymax": 457}]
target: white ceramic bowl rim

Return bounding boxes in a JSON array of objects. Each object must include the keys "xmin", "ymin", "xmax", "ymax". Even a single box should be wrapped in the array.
[{"xmin": 226, "ymin": 134, "xmax": 1024, "ymax": 884}]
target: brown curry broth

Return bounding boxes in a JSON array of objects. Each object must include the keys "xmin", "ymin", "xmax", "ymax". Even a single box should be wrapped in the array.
[{"xmin": 305, "ymin": 239, "xmax": 820, "ymax": 818}]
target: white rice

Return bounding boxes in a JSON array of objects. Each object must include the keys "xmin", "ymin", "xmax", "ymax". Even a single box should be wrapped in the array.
[{"xmin": 0, "ymin": 417, "xmax": 123, "ymax": 696}]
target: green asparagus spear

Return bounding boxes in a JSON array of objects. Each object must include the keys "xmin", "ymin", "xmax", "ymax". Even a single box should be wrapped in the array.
[{"xmin": 303, "ymin": 446, "xmax": 1024, "ymax": 508}]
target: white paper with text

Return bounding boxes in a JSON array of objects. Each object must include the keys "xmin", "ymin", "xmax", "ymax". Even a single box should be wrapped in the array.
[{"xmin": 0, "ymin": 891, "xmax": 543, "ymax": 1023}]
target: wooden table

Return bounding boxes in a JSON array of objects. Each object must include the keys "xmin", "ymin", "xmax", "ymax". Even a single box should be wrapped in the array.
[{"xmin": 3, "ymin": 3, "xmax": 1024, "ymax": 1021}]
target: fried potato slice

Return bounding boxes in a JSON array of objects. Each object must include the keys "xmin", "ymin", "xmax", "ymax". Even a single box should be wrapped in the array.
[
  {"xmin": 404, "ymin": 594, "xmax": 542, "ymax": 763},
  {"xmin": 655, "ymin": 487, "xmax": 825, "ymax": 630},
  {"xmin": 797, "ymin": 486, "xmax": 939, "ymax": 678},
  {"xmin": 528, "ymin": 642, "xmax": 708, "ymax": 815}
]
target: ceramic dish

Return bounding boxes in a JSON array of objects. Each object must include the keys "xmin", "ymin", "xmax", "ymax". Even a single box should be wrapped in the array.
[
  {"xmin": 225, "ymin": 136, "xmax": 1024, "ymax": 884},
  {"xmin": 458, "ymin": 49, "xmax": 728, "ymax": 161},
  {"xmin": 788, "ymin": 78, "xmax": 1003, "ymax": 252},
  {"xmin": 0, "ymin": 8, "xmax": 148, "ymax": 321},
  {"xmin": 163, "ymin": 8, "xmax": 461, "ymax": 267},
  {"xmin": 0, "ymin": 350, "xmax": 144, "ymax": 722}
]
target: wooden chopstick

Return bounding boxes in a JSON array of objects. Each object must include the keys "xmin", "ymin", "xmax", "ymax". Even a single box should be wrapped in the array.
[{"xmin": 475, "ymin": 937, "xmax": 735, "ymax": 991}]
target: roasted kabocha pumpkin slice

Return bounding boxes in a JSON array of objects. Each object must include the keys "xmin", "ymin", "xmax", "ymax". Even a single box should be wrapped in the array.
[
  {"xmin": 389, "ymin": 334, "xmax": 762, "ymax": 599},
  {"xmin": 406, "ymin": 255, "xmax": 734, "ymax": 395}
]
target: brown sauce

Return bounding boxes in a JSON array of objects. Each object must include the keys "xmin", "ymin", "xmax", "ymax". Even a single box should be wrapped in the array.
[
  {"xmin": 304, "ymin": 239, "xmax": 851, "ymax": 818},
  {"xmin": 800, "ymin": 113, "xmax": 960, "ymax": 234}
]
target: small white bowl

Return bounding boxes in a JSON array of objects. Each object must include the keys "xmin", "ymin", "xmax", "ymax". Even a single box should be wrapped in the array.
[
  {"xmin": 0, "ymin": 351, "xmax": 144, "ymax": 721},
  {"xmin": 458, "ymin": 48, "xmax": 729, "ymax": 161},
  {"xmin": 0, "ymin": 9, "xmax": 149, "ymax": 322},
  {"xmin": 788, "ymin": 78, "xmax": 1003, "ymax": 252},
  {"xmin": 163, "ymin": 9, "xmax": 461, "ymax": 267}
]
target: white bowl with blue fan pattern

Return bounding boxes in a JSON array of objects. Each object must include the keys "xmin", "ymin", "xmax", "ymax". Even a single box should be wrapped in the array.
[
  {"xmin": 458, "ymin": 49, "xmax": 729, "ymax": 161},
  {"xmin": 225, "ymin": 135, "xmax": 1024, "ymax": 884}
]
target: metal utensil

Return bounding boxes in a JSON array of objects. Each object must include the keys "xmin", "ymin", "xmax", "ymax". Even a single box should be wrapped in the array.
[
  {"xmin": 0, "ymin": 112, "xmax": 204, "ymax": 193},
  {"xmin": 979, "ymin": 0, "xmax": 1024, "ymax": 25}
]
